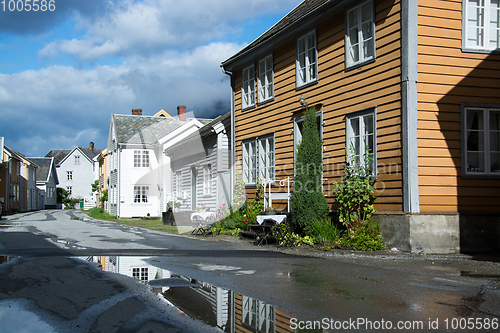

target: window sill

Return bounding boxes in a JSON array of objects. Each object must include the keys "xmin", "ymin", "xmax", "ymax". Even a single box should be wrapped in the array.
[
  {"xmin": 461, "ymin": 47, "xmax": 500, "ymax": 55},
  {"xmin": 257, "ymin": 96, "xmax": 274, "ymax": 106},
  {"xmin": 296, "ymin": 79, "xmax": 318, "ymax": 91},
  {"xmin": 241, "ymin": 104, "xmax": 256, "ymax": 112},
  {"xmin": 461, "ymin": 173, "xmax": 500, "ymax": 179},
  {"xmin": 345, "ymin": 57, "xmax": 376, "ymax": 72}
]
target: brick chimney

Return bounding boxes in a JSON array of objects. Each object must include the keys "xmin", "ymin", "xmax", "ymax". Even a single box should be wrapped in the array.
[
  {"xmin": 177, "ymin": 105, "xmax": 186, "ymax": 122},
  {"xmin": 89, "ymin": 142, "xmax": 94, "ymax": 152},
  {"xmin": 132, "ymin": 108, "xmax": 142, "ymax": 116}
]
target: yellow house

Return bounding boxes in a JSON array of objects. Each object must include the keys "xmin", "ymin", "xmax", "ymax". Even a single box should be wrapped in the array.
[{"xmin": 221, "ymin": 0, "xmax": 500, "ymax": 254}]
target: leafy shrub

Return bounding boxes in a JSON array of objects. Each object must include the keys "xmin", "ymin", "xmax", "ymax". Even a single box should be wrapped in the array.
[
  {"xmin": 88, "ymin": 207, "xmax": 117, "ymax": 220},
  {"xmin": 340, "ymin": 219, "xmax": 386, "ymax": 251},
  {"xmin": 291, "ymin": 106, "xmax": 329, "ymax": 234},
  {"xmin": 309, "ymin": 218, "xmax": 342, "ymax": 244}
]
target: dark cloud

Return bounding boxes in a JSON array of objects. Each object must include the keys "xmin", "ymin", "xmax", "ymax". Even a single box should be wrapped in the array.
[{"xmin": 0, "ymin": 0, "xmax": 108, "ymax": 35}]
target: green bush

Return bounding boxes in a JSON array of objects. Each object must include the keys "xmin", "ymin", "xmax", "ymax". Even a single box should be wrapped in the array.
[
  {"xmin": 88, "ymin": 207, "xmax": 117, "ymax": 220},
  {"xmin": 340, "ymin": 219, "xmax": 386, "ymax": 251},
  {"xmin": 309, "ymin": 218, "xmax": 342, "ymax": 244},
  {"xmin": 291, "ymin": 106, "xmax": 329, "ymax": 235}
]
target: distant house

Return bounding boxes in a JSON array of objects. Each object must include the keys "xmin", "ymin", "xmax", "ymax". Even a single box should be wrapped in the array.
[
  {"xmin": 107, "ymin": 107, "xmax": 212, "ymax": 218},
  {"xmin": 45, "ymin": 143, "xmax": 102, "ymax": 206},
  {"xmin": 221, "ymin": 0, "xmax": 500, "ymax": 253},
  {"xmin": 165, "ymin": 112, "xmax": 232, "ymax": 212},
  {"xmin": 95, "ymin": 148, "xmax": 108, "ymax": 211},
  {"xmin": 29, "ymin": 157, "xmax": 59, "ymax": 209}
]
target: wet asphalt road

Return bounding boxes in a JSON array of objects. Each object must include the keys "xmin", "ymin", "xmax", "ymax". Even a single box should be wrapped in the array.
[{"xmin": 0, "ymin": 209, "xmax": 499, "ymax": 332}]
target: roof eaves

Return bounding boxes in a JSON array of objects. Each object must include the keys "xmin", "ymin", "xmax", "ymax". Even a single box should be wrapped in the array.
[{"xmin": 221, "ymin": 0, "xmax": 338, "ymax": 69}]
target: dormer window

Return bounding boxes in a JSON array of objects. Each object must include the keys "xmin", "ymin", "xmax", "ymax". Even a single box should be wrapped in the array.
[{"xmin": 74, "ymin": 156, "xmax": 80, "ymax": 165}]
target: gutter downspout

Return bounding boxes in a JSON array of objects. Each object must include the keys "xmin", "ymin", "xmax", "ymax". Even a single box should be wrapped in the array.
[
  {"xmin": 221, "ymin": 66, "xmax": 235, "ymax": 204},
  {"xmin": 117, "ymin": 144, "xmax": 122, "ymax": 217},
  {"xmin": 401, "ymin": 0, "xmax": 419, "ymax": 213}
]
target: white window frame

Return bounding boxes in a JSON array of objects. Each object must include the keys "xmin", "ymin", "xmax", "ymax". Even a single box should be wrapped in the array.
[
  {"xmin": 242, "ymin": 139, "xmax": 257, "ymax": 185},
  {"xmin": 203, "ymin": 164, "xmax": 212, "ymax": 196},
  {"xmin": 346, "ymin": 108, "xmax": 377, "ymax": 176},
  {"xmin": 242, "ymin": 296, "xmax": 257, "ymax": 330},
  {"xmin": 258, "ymin": 55, "xmax": 274, "ymax": 103},
  {"xmin": 74, "ymin": 155, "xmax": 80, "ymax": 165},
  {"xmin": 462, "ymin": 104, "xmax": 500, "ymax": 177},
  {"xmin": 67, "ymin": 171, "xmax": 73, "ymax": 180},
  {"xmin": 345, "ymin": 0, "xmax": 376, "ymax": 68},
  {"xmin": 258, "ymin": 135, "xmax": 275, "ymax": 184},
  {"xmin": 133, "ymin": 185, "xmax": 149, "ymax": 203},
  {"xmin": 132, "ymin": 267, "xmax": 148, "ymax": 281},
  {"xmin": 258, "ymin": 301, "xmax": 275, "ymax": 333},
  {"xmin": 242, "ymin": 65, "xmax": 255, "ymax": 110},
  {"xmin": 296, "ymin": 30, "xmax": 318, "ymax": 88},
  {"xmin": 463, "ymin": 0, "xmax": 500, "ymax": 52},
  {"xmin": 134, "ymin": 150, "xmax": 150, "ymax": 168},
  {"xmin": 66, "ymin": 186, "xmax": 72, "ymax": 195}
]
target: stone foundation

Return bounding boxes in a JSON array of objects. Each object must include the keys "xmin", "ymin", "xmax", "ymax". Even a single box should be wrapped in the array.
[{"xmin": 377, "ymin": 213, "xmax": 500, "ymax": 254}]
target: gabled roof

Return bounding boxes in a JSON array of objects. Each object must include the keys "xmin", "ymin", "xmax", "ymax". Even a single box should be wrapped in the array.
[
  {"xmin": 165, "ymin": 112, "xmax": 230, "ymax": 154},
  {"xmin": 111, "ymin": 114, "xmax": 213, "ymax": 145},
  {"xmin": 222, "ymin": 0, "xmax": 331, "ymax": 68},
  {"xmin": 29, "ymin": 157, "xmax": 57, "ymax": 183},
  {"xmin": 45, "ymin": 147, "xmax": 102, "ymax": 166},
  {"xmin": 153, "ymin": 109, "xmax": 172, "ymax": 117}
]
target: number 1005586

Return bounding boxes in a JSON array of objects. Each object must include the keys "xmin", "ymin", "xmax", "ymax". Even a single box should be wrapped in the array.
[{"xmin": 1, "ymin": 0, "xmax": 55, "ymax": 11}]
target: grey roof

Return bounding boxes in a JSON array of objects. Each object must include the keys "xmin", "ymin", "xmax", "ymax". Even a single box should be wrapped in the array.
[
  {"xmin": 112, "ymin": 114, "xmax": 213, "ymax": 145},
  {"xmin": 165, "ymin": 112, "xmax": 230, "ymax": 153},
  {"xmin": 46, "ymin": 147, "xmax": 102, "ymax": 166},
  {"xmin": 29, "ymin": 158, "xmax": 53, "ymax": 182},
  {"xmin": 222, "ymin": 0, "xmax": 330, "ymax": 68}
]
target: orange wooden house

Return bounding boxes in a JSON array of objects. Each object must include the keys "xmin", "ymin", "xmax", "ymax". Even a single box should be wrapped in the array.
[{"xmin": 221, "ymin": 0, "xmax": 500, "ymax": 254}]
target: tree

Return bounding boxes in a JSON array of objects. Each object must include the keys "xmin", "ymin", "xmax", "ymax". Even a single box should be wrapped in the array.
[
  {"xmin": 91, "ymin": 180, "xmax": 99, "ymax": 193},
  {"xmin": 57, "ymin": 187, "xmax": 70, "ymax": 205},
  {"xmin": 99, "ymin": 189, "xmax": 108, "ymax": 208},
  {"xmin": 291, "ymin": 106, "xmax": 329, "ymax": 235}
]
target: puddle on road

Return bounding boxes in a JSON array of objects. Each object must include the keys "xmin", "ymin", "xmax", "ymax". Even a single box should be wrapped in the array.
[{"xmin": 82, "ymin": 255, "xmax": 295, "ymax": 333}]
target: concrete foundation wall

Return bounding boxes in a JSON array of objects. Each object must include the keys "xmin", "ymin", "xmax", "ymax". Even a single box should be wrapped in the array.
[{"xmin": 378, "ymin": 214, "xmax": 500, "ymax": 254}]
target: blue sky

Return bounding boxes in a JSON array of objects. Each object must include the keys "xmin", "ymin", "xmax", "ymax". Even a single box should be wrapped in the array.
[{"xmin": 0, "ymin": 0, "xmax": 299, "ymax": 157}]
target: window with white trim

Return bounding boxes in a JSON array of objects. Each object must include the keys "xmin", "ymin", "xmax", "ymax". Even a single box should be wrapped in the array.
[
  {"xmin": 242, "ymin": 139, "xmax": 257, "ymax": 184},
  {"xmin": 296, "ymin": 30, "xmax": 317, "ymax": 87},
  {"xmin": 132, "ymin": 267, "xmax": 148, "ymax": 281},
  {"xmin": 133, "ymin": 186, "xmax": 149, "ymax": 203},
  {"xmin": 66, "ymin": 186, "xmax": 72, "ymax": 195},
  {"xmin": 242, "ymin": 296, "xmax": 257, "ymax": 329},
  {"xmin": 67, "ymin": 171, "xmax": 72, "ymax": 180},
  {"xmin": 74, "ymin": 155, "xmax": 80, "ymax": 165},
  {"xmin": 463, "ymin": 0, "xmax": 500, "ymax": 51},
  {"xmin": 258, "ymin": 55, "xmax": 273, "ymax": 103},
  {"xmin": 346, "ymin": 109, "xmax": 376, "ymax": 175},
  {"xmin": 203, "ymin": 164, "xmax": 212, "ymax": 195},
  {"xmin": 134, "ymin": 150, "xmax": 150, "ymax": 167},
  {"xmin": 463, "ymin": 106, "xmax": 500, "ymax": 175},
  {"xmin": 258, "ymin": 301, "xmax": 275, "ymax": 333},
  {"xmin": 259, "ymin": 135, "xmax": 275, "ymax": 183},
  {"xmin": 242, "ymin": 65, "xmax": 255, "ymax": 109},
  {"xmin": 346, "ymin": 0, "xmax": 375, "ymax": 68}
]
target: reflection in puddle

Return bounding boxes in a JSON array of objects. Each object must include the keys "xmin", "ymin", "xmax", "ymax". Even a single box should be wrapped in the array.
[{"xmin": 85, "ymin": 255, "xmax": 296, "ymax": 333}]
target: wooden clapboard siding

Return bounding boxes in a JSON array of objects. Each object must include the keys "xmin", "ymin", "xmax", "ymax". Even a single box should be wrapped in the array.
[
  {"xmin": 417, "ymin": 0, "xmax": 500, "ymax": 213},
  {"xmin": 234, "ymin": 293, "xmax": 293, "ymax": 333},
  {"xmin": 233, "ymin": 0, "xmax": 403, "ymax": 212}
]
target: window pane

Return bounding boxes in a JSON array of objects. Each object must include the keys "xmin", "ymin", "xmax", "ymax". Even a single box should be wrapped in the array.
[
  {"xmin": 467, "ymin": 152, "xmax": 485, "ymax": 172},
  {"xmin": 490, "ymin": 0, "xmax": 500, "ymax": 48},
  {"xmin": 491, "ymin": 111, "xmax": 500, "ymax": 130},
  {"xmin": 349, "ymin": 8, "xmax": 359, "ymax": 28},
  {"xmin": 364, "ymin": 114, "xmax": 374, "ymax": 134},
  {"xmin": 491, "ymin": 132, "xmax": 500, "ymax": 151},
  {"xmin": 468, "ymin": 0, "xmax": 485, "ymax": 47},
  {"xmin": 350, "ymin": 117, "xmax": 360, "ymax": 136},
  {"xmin": 491, "ymin": 153, "xmax": 500, "ymax": 172}
]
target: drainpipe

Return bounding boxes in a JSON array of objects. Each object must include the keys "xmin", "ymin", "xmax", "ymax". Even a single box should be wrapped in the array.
[{"xmin": 221, "ymin": 66, "xmax": 235, "ymax": 204}]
